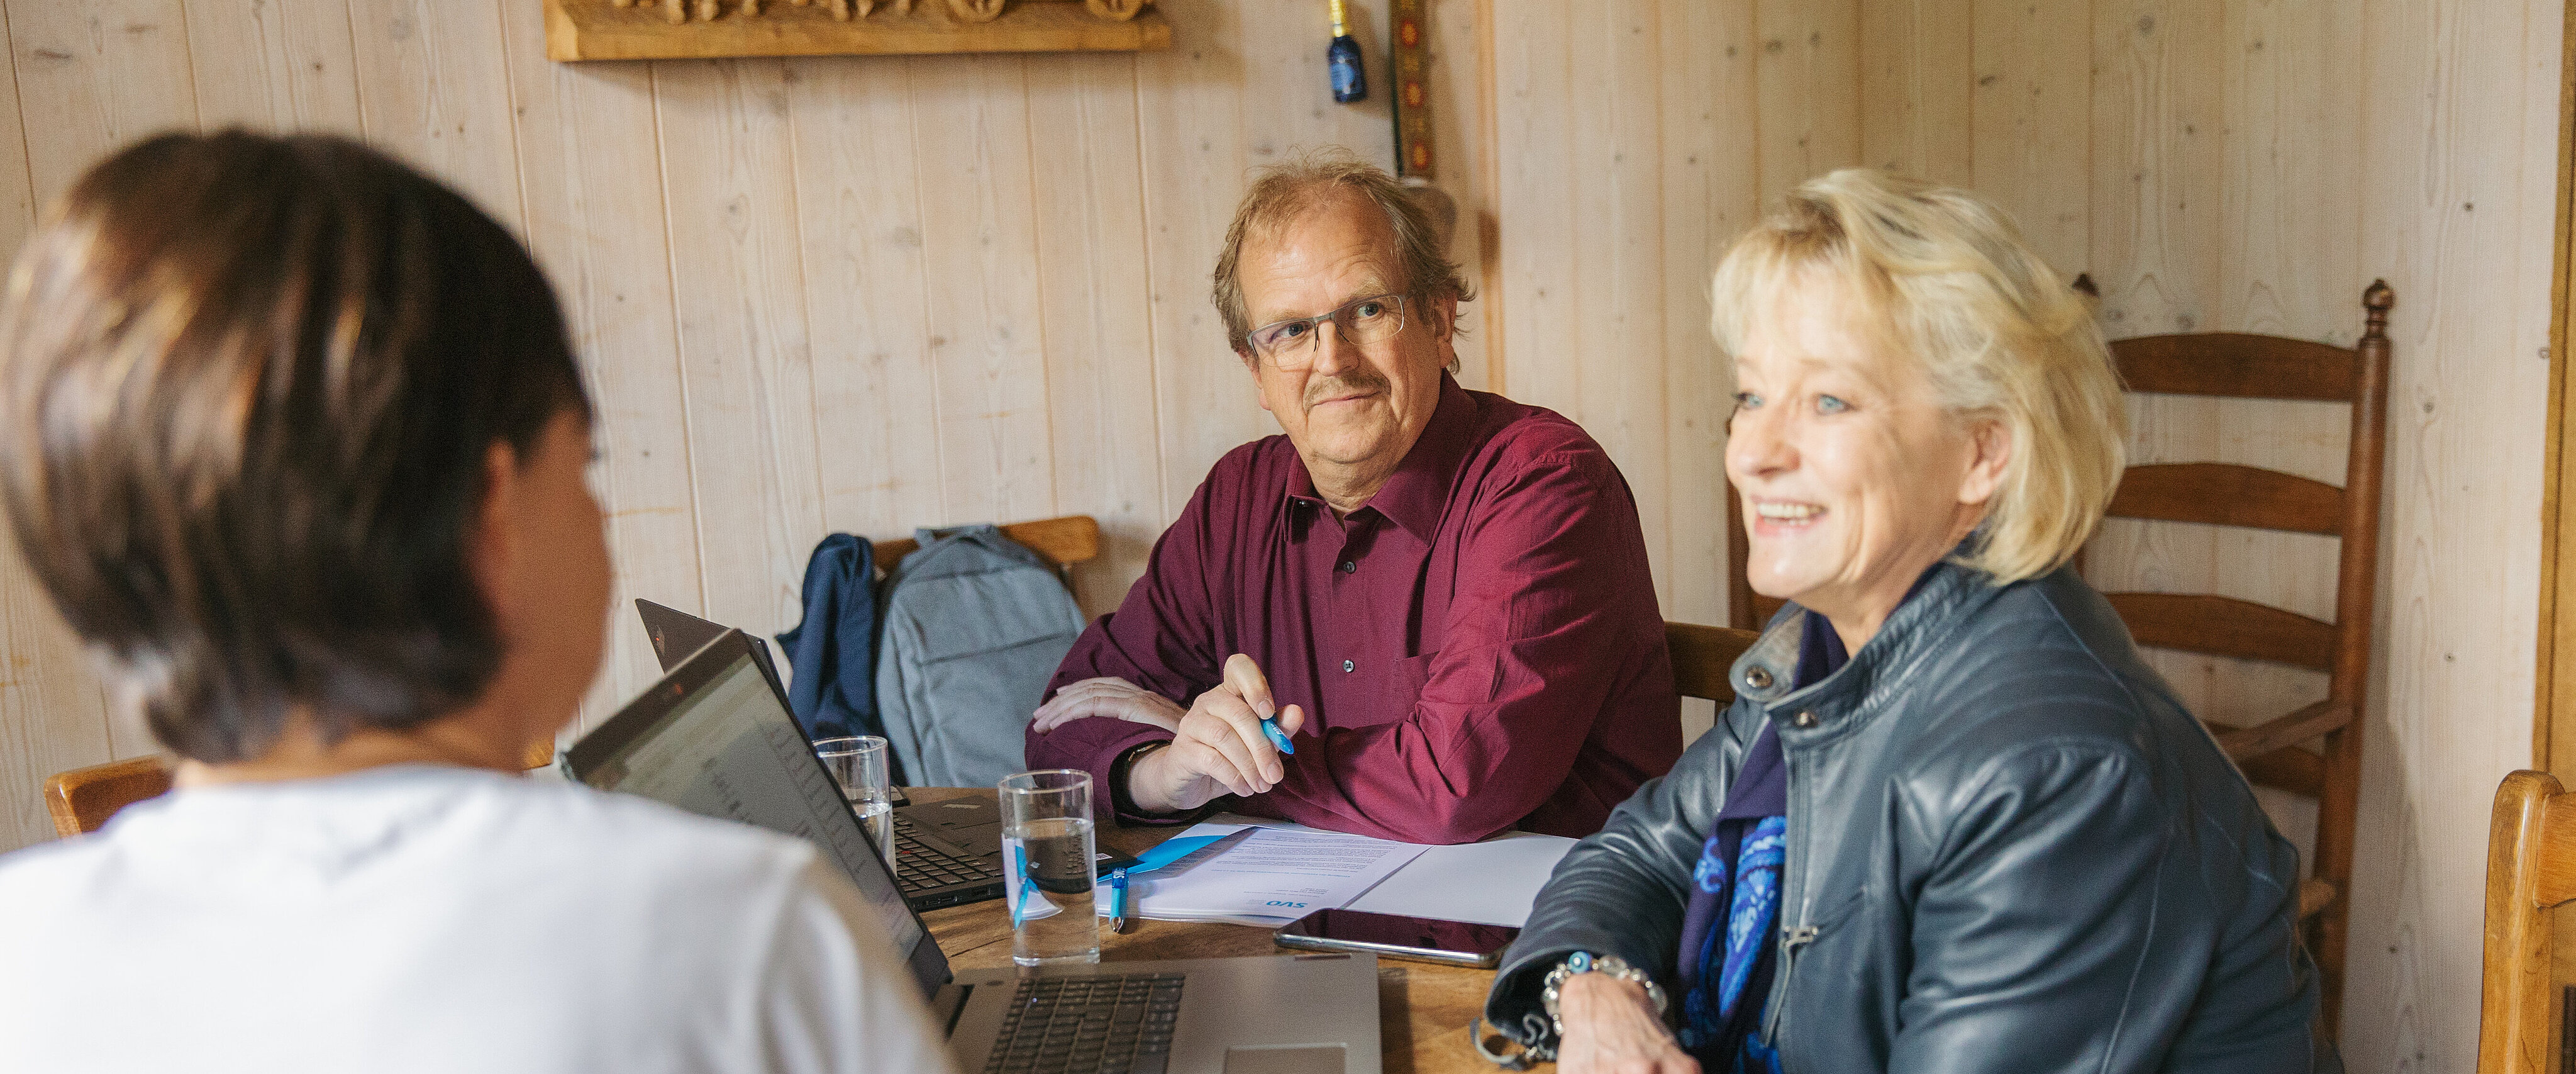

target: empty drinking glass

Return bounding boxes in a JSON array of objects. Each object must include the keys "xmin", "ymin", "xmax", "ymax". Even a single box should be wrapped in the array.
[
  {"xmin": 814, "ymin": 736, "xmax": 895, "ymax": 872},
  {"xmin": 999, "ymin": 769, "xmax": 1099, "ymax": 966}
]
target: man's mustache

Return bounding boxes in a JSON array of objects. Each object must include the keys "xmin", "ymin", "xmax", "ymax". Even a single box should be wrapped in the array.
[{"xmin": 1303, "ymin": 372, "xmax": 1391, "ymax": 410}]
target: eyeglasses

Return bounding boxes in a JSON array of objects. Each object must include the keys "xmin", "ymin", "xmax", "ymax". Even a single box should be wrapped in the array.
[{"xmin": 1243, "ymin": 293, "xmax": 1410, "ymax": 370}]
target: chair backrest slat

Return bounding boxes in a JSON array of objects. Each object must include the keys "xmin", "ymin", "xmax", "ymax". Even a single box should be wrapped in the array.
[
  {"xmin": 2105, "ymin": 462, "xmax": 2345, "ymax": 535},
  {"xmin": 872, "ymin": 515, "xmax": 1102, "ymax": 573},
  {"xmin": 2112, "ymin": 333, "xmax": 2362, "ymax": 401},
  {"xmin": 1667, "ymin": 621, "xmax": 1758, "ymax": 705},
  {"xmin": 43, "ymin": 756, "xmax": 174, "ymax": 837},
  {"xmin": 2103, "ymin": 592, "xmax": 2336, "ymax": 672}
]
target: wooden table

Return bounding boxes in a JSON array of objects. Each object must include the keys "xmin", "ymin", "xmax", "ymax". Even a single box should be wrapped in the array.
[{"xmin": 911, "ymin": 787, "xmax": 1524, "ymax": 1074}]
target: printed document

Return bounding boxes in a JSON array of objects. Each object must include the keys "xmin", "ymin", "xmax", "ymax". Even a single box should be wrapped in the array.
[{"xmin": 1094, "ymin": 816, "xmax": 1426, "ymax": 926}]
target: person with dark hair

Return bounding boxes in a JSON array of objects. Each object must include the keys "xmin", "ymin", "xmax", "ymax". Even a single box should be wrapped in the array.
[
  {"xmin": 0, "ymin": 131, "xmax": 954, "ymax": 1073},
  {"xmin": 1023, "ymin": 151, "xmax": 1681, "ymax": 844}
]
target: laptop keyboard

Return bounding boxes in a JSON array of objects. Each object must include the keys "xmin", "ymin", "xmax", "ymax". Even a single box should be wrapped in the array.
[
  {"xmin": 982, "ymin": 973, "xmax": 1185, "ymax": 1074},
  {"xmin": 894, "ymin": 813, "xmax": 1002, "ymax": 896}
]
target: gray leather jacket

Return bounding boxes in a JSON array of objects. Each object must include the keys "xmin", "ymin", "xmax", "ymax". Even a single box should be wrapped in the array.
[{"xmin": 1486, "ymin": 563, "xmax": 2319, "ymax": 1072}]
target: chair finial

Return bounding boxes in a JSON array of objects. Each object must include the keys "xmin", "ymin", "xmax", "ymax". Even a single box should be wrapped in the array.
[{"xmin": 2363, "ymin": 279, "xmax": 2395, "ymax": 337}]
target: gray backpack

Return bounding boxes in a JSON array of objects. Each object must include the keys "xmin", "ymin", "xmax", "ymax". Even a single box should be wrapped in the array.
[{"xmin": 874, "ymin": 525, "xmax": 1087, "ymax": 789}]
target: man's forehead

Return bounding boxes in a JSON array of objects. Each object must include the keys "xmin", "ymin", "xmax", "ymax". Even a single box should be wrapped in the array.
[{"xmin": 1242, "ymin": 194, "xmax": 1401, "ymax": 321}]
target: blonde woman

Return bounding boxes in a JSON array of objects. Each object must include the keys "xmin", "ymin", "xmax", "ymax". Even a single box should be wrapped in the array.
[{"xmin": 1479, "ymin": 170, "xmax": 2319, "ymax": 1074}]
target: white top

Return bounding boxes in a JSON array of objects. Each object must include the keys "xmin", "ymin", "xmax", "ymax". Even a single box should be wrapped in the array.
[{"xmin": 0, "ymin": 764, "xmax": 959, "ymax": 1074}]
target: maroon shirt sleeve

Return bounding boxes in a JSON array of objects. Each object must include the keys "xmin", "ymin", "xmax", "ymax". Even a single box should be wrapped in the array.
[
  {"xmin": 1024, "ymin": 466, "xmax": 1233, "ymax": 824},
  {"xmin": 1250, "ymin": 446, "xmax": 1668, "ymax": 844}
]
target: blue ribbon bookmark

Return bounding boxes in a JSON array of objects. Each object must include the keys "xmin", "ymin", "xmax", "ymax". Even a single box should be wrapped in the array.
[{"xmin": 1097, "ymin": 826, "xmax": 1259, "ymax": 926}]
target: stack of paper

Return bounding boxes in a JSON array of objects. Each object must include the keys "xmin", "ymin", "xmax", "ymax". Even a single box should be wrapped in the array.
[
  {"xmin": 1092, "ymin": 814, "xmax": 1580, "ymax": 929},
  {"xmin": 1094, "ymin": 816, "xmax": 1427, "ymax": 927}
]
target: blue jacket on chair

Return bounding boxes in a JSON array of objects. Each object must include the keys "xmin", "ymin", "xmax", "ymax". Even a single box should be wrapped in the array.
[{"xmin": 777, "ymin": 534, "xmax": 893, "ymax": 777}]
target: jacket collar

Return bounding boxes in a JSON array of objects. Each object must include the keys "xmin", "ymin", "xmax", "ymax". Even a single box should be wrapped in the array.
[
  {"xmin": 1282, "ymin": 372, "xmax": 1474, "ymax": 540},
  {"xmin": 1728, "ymin": 559, "xmax": 1994, "ymax": 746}
]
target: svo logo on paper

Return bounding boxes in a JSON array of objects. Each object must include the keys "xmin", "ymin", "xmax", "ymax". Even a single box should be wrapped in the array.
[{"xmin": 1264, "ymin": 901, "xmax": 1307, "ymax": 909}]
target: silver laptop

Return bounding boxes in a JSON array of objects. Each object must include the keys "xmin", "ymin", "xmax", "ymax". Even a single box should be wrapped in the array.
[{"xmin": 567, "ymin": 629, "xmax": 1382, "ymax": 1074}]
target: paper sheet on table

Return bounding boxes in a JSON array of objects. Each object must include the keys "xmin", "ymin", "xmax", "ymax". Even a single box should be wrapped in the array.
[
  {"xmin": 1093, "ymin": 815, "xmax": 1427, "ymax": 927},
  {"xmin": 1343, "ymin": 830, "xmax": 1575, "ymax": 927}
]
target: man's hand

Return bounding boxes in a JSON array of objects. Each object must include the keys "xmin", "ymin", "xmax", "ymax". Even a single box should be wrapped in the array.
[
  {"xmin": 1031, "ymin": 676, "xmax": 1187, "ymax": 734},
  {"xmin": 1128, "ymin": 654, "xmax": 1306, "ymax": 814},
  {"xmin": 1553, "ymin": 973, "xmax": 1699, "ymax": 1074}
]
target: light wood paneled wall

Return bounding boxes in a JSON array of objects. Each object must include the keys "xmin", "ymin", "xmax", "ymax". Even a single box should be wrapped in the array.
[{"xmin": 1482, "ymin": 1, "xmax": 2558, "ymax": 1069}]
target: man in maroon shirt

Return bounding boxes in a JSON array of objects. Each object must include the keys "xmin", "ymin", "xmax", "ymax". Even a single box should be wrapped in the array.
[{"xmin": 1025, "ymin": 155, "xmax": 1679, "ymax": 844}]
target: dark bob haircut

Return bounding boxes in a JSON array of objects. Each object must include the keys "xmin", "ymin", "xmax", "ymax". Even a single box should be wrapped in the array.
[{"xmin": 0, "ymin": 131, "xmax": 592, "ymax": 764}]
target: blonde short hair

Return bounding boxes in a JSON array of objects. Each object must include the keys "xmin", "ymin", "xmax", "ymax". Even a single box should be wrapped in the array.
[{"xmin": 1711, "ymin": 169, "xmax": 2125, "ymax": 584}]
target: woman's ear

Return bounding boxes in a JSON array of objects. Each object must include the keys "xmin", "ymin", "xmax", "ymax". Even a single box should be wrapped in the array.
[
  {"xmin": 470, "ymin": 438, "xmax": 525, "ymax": 631},
  {"xmin": 1957, "ymin": 417, "xmax": 2012, "ymax": 508}
]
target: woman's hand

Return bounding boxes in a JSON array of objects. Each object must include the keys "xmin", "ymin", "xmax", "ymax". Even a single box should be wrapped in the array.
[{"xmin": 1553, "ymin": 972, "xmax": 1699, "ymax": 1074}]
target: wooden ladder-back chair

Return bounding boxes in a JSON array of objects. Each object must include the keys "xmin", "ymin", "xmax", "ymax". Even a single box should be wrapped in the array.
[
  {"xmin": 2084, "ymin": 278, "xmax": 2394, "ymax": 1038},
  {"xmin": 869, "ymin": 515, "xmax": 1101, "ymax": 584},
  {"xmin": 2479, "ymin": 769, "xmax": 2576, "ymax": 1073}
]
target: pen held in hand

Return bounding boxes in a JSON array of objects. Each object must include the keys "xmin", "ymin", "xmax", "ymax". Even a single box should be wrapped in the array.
[{"xmin": 1258, "ymin": 715, "xmax": 1296, "ymax": 755}]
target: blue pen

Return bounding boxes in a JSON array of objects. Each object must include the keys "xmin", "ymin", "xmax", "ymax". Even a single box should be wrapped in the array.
[
  {"xmin": 1108, "ymin": 866, "xmax": 1130, "ymax": 933},
  {"xmin": 1259, "ymin": 715, "xmax": 1296, "ymax": 754}
]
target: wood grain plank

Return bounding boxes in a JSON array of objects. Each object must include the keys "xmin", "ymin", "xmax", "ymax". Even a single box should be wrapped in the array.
[
  {"xmin": 343, "ymin": 0, "xmax": 527, "ymax": 232},
  {"xmin": 181, "ymin": 0, "xmax": 363, "ymax": 135},
  {"xmin": 908, "ymin": 54, "xmax": 1055, "ymax": 530},
  {"xmin": 652, "ymin": 59, "xmax": 827, "ymax": 639},
  {"xmin": 498, "ymin": 0, "xmax": 702, "ymax": 730},
  {"xmin": 1970, "ymin": 0, "xmax": 2089, "ymax": 274},
  {"xmin": 1659, "ymin": 0, "xmax": 1760, "ymax": 639},
  {"xmin": 782, "ymin": 53, "xmax": 948, "ymax": 553},
  {"xmin": 2104, "ymin": 462, "xmax": 2345, "ymax": 534},
  {"xmin": 1858, "ymin": 0, "xmax": 1971, "ymax": 184},
  {"xmin": 7, "ymin": 0, "xmax": 199, "ymax": 208},
  {"xmin": 2106, "ymin": 590, "xmax": 2337, "ymax": 670},
  {"xmin": 543, "ymin": 0, "xmax": 1170, "ymax": 62},
  {"xmin": 1136, "ymin": 0, "xmax": 1263, "ymax": 521},
  {"xmin": 1562, "ymin": 0, "xmax": 1670, "ymax": 605},
  {"xmin": 1751, "ymin": 0, "xmax": 1859, "ymax": 200},
  {"xmin": 1026, "ymin": 53, "xmax": 1162, "ymax": 615},
  {"xmin": 2112, "ymin": 332, "xmax": 2362, "ymax": 400},
  {"xmin": 1489, "ymin": 0, "xmax": 1575, "ymax": 428},
  {"xmin": 1423, "ymin": 0, "xmax": 1491, "ymax": 391}
]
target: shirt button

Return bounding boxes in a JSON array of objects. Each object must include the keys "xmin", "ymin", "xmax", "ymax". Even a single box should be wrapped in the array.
[
  {"xmin": 1338, "ymin": 559, "xmax": 1357, "ymax": 574},
  {"xmin": 1791, "ymin": 710, "xmax": 1819, "ymax": 729},
  {"xmin": 1743, "ymin": 666, "xmax": 1773, "ymax": 690},
  {"xmin": 1343, "ymin": 659, "xmax": 1356, "ymax": 673}
]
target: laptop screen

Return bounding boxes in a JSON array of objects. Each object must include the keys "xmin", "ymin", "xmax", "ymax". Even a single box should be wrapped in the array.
[{"xmin": 569, "ymin": 633, "xmax": 942, "ymax": 995}]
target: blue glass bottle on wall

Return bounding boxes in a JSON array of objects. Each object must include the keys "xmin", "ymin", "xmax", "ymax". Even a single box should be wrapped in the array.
[{"xmin": 1328, "ymin": 0, "xmax": 1368, "ymax": 103}]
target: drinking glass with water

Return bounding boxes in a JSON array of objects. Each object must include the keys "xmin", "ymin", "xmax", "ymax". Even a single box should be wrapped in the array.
[
  {"xmin": 999, "ymin": 769, "xmax": 1099, "ymax": 966},
  {"xmin": 813, "ymin": 736, "xmax": 895, "ymax": 874}
]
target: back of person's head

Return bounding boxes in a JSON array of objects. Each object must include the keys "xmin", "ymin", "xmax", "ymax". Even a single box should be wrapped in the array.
[{"xmin": 0, "ymin": 130, "xmax": 592, "ymax": 764}]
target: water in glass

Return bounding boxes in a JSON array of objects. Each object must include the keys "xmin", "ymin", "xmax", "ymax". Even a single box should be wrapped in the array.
[{"xmin": 1003, "ymin": 814, "xmax": 1099, "ymax": 966}]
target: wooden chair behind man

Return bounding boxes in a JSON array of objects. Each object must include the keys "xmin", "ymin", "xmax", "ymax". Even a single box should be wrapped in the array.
[
  {"xmin": 867, "ymin": 515, "xmax": 1101, "ymax": 583},
  {"xmin": 1667, "ymin": 621, "xmax": 1758, "ymax": 708},
  {"xmin": 2478, "ymin": 769, "xmax": 2576, "ymax": 1073}
]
